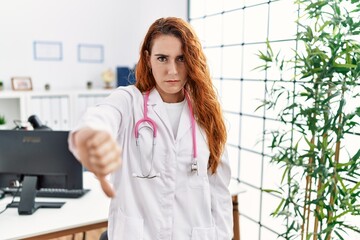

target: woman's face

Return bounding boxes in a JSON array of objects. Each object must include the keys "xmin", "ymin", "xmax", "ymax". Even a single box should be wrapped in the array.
[{"xmin": 147, "ymin": 34, "xmax": 188, "ymax": 103}]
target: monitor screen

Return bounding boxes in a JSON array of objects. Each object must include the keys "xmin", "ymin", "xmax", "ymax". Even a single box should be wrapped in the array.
[{"xmin": 0, "ymin": 130, "xmax": 84, "ymax": 214}]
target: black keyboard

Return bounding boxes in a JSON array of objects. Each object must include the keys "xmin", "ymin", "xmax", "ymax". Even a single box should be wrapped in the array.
[{"xmin": 2, "ymin": 187, "xmax": 90, "ymax": 198}]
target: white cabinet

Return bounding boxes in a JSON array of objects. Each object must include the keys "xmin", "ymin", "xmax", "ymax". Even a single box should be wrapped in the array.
[
  {"xmin": 0, "ymin": 89, "xmax": 113, "ymax": 130},
  {"xmin": 27, "ymin": 94, "xmax": 70, "ymax": 130}
]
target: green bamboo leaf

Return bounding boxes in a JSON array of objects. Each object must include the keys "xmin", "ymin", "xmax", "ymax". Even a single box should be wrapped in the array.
[
  {"xmin": 304, "ymin": 137, "xmax": 316, "ymax": 149},
  {"xmin": 333, "ymin": 63, "xmax": 357, "ymax": 69},
  {"xmin": 349, "ymin": 181, "xmax": 360, "ymax": 195},
  {"xmin": 334, "ymin": 230, "xmax": 345, "ymax": 240},
  {"xmin": 337, "ymin": 173, "xmax": 347, "ymax": 190},
  {"xmin": 271, "ymin": 200, "xmax": 285, "ymax": 215},
  {"xmin": 332, "ymin": 209, "xmax": 352, "ymax": 221},
  {"xmin": 334, "ymin": 2, "xmax": 341, "ymax": 15},
  {"xmin": 263, "ymin": 189, "xmax": 282, "ymax": 195},
  {"xmin": 350, "ymin": 149, "xmax": 360, "ymax": 161},
  {"xmin": 255, "ymin": 100, "xmax": 271, "ymax": 112},
  {"xmin": 258, "ymin": 51, "xmax": 273, "ymax": 62},
  {"xmin": 336, "ymin": 161, "xmax": 353, "ymax": 168},
  {"xmin": 318, "ymin": 20, "xmax": 331, "ymax": 32},
  {"xmin": 252, "ymin": 64, "xmax": 269, "ymax": 71},
  {"xmin": 340, "ymin": 223, "xmax": 360, "ymax": 233},
  {"xmin": 281, "ymin": 166, "xmax": 289, "ymax": 184},
  {"xmin": 265, "ymin": 39, "xmax": 274, "ymax": 57},
  {"xmin": 283, "ymin": 103, "xmax": 297, "ymax": 111}
]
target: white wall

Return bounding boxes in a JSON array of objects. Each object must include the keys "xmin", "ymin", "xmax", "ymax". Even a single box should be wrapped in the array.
[{"xmin": 0, "ymin": 0, "xmax": 187, "ymax": 91}]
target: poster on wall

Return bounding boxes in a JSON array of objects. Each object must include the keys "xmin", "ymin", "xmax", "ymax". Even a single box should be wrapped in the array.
[
  {"xmin": 78, "ymin": 44, "xmax": 104, "ymax": 63},
  {"xmin": 33, "ymin": 41, "xmax": 62, "ymax": 61}
]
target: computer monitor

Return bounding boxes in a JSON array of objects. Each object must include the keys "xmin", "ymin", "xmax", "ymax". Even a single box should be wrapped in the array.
[{"xmin": 0, "ymin": 130, "xmax": 83, "ymax": 215}]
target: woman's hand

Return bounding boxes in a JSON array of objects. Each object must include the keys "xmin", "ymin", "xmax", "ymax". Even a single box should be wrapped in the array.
[{"xmin": 73, "ymin": 127, "xmax": 122, "ymax": 197}]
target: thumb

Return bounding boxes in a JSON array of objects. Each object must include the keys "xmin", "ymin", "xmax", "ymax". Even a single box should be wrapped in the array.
[{"xmin": 97, "ymin": 175, "xmax": 115, "ymax": 198}]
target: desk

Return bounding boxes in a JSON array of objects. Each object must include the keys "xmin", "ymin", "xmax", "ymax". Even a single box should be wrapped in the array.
[
  {"xmin": 1, "ymin": 174, "xmax": 243, "ymax": 240},
  {"xmin": 229, "ymin": 179, "xmax": 245, "ymax": 240},
  {"xmin": 0, "ymin": 172, "xmax": 110, "ymax": 240}
]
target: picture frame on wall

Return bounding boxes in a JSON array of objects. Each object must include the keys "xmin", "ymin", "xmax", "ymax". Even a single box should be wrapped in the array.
[{"xmin": 11, "ymin": 77, "xmax": 33, "ymax": 91}]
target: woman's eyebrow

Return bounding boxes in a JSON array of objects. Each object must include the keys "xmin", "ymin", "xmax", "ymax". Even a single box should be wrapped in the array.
[
  {"xmin": 154, "ymin": 53, "xmax": 184, "ymax": 58},
  {"xmin": 154, "ymin": 53, "xmax": 168, "ymax": 57}
]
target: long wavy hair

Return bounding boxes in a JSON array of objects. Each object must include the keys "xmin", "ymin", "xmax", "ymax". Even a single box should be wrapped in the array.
[{"xmin": 135, "ymin": 17, "xmax": 227, "ymax": 173}]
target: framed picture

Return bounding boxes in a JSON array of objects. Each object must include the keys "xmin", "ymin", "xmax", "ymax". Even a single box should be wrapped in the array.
[{"xmin": 11, "ymin": 77, "xmax": 33, "ymax": 91}]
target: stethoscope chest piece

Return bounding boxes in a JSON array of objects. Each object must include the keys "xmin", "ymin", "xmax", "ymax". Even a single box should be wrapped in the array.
[{"xmin": 191, "ymin": 160, "xmax": 198, "ymax": 174}]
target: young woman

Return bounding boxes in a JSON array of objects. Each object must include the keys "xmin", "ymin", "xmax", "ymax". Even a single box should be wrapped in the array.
[{"xmin": 69, "ymin": 17, "xmax": 233, "ymax": 240}]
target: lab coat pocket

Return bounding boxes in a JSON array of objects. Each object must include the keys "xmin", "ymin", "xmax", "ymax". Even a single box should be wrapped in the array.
[
  {"xmin": 191, "ymin": 226, "xmax": 217, "ymax": 240},
  {"xmin": 109, "ymin": 208, "xmax": 144, "ymax": 240}
]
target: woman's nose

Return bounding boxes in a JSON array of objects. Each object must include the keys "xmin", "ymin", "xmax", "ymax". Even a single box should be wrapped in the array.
[{"xmin": 168, "ymin": 61, "xmax": 178, "ymax": 75}]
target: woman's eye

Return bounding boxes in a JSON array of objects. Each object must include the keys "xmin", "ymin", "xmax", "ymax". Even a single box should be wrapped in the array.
[
  {"xmin": 177, "ymin": 56, "xmax": 185, "ymax": 62},
  {"xmin": 157, "ymin": 56, "xmax": 167, "ymax": 62}
]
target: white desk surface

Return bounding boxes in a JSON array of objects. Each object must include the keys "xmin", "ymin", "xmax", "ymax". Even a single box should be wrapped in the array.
[
  {"xmin": 0, "ymin": 172, "xmax": 110, "ymax": 240},
  {"xmin": 0, "ymin": 174, "xmax": 243, "ymax": 240}
]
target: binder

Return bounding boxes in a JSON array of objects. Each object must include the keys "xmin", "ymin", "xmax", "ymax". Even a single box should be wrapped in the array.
[
  {"xmin": 117, "ymin": 67, "xmax": 135, "ymax": 86},
  {"xmin": 60, "ymin": 97, "xmax": 70, "ymax": 130},
  {"xmin": 40, "ymin": 97, "xmax": 52, "ymax": 129},
  {"xmin": 50, "ymin": 97, "xmax": 61, "ymax": 130}
]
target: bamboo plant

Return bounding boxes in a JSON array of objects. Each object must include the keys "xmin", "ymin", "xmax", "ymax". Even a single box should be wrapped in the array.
[{"xmin": 257, "ymin": 0, "xmax": 360, "ymax": 239}]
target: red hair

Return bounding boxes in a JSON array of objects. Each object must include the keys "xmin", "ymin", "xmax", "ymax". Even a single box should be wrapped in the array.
[{"xmin": 135, "ymin": 17, "xmax": 227, "ymax": 173}]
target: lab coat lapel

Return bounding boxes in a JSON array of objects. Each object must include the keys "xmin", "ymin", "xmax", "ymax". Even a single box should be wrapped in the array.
[
  {"xmin": 176, "ymin": 98, "xmax": 192, "ymax": 141},
  {"xmin": 147, "ymin": 89, "xmax": 174, "ymax": 139}
]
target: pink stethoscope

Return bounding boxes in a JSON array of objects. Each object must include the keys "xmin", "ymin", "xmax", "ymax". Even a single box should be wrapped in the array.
[{"xmin": 133, "ymin": 90, "xmax": 198, "ymax": 179}]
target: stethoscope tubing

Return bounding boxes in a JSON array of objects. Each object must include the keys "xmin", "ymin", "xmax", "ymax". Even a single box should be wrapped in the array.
[{"xmin": 134, "ymin": 89, "xmax": 198, "ymax": 178}]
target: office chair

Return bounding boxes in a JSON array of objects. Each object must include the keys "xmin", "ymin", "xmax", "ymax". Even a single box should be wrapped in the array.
[{"xmin": 99, "ymin": 230, "xmax": 108, "ymax": 240}]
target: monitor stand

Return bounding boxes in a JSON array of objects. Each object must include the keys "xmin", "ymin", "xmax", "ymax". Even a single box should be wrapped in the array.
[{"xmin": 7, "ymin": 176, "xmax": 65, "ymax": 215}]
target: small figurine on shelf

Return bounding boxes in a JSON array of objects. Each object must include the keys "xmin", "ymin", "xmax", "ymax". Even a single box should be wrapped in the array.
[
  {"xmin": 87, "ymin": 81, "xmax": 93, "ymax": 90},
  {"xmin": 101, "ymin": 68, "xmax": 115, "ymax": 89},
  {"xmin": 44, "ymin": 83, "xmax": 50, "ymax": 91},
  {"xmin": 0, "ymin": 115, "xmax": 6, "ymax": 130},
  {"xmin": 0, "ymin": 80, "xmax": 3, "ymax": 91}
]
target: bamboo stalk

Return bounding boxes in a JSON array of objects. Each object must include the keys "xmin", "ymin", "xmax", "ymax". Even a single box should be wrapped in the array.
[
  {"xmin": 326, "ymin": 92, "xmax": 344, "ymax": 240},
  {"xmin": 306, "ymin": 182, "xmax": 312, "ymax": 236},
  {"xmin": 302, "ymin": 78, "xmax": 321, "ymax": 240},
  {"xmin": 301, "ymin": 135, "xmax": 315, "ymax": 240},
  {"xmin": 305, "ymin": 174, "xmax": 313, "ymax": 239},
  {"xmin": 313, "ymin": 177, "xmax": 323, "ymax": 240},
  {"xmin": 301, "ymin": 174, "xmax": 310, "ymax": 240},
  {"xmin": 313, "ymin": 133, "xmax": 327, "ymax": 240},
  {"xmin": 312, "ymin": 79, "xmax": 330, "ymax": 240},
  {"xmin": 325, "ymin": 139, "xmax": 340, "ymax": 240},
  {"xmin": 313, "ymin": 132, "xmax": 327, "ymax": 240}
]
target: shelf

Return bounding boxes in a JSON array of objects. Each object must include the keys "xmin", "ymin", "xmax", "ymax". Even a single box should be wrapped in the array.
[{"xmin": 0, "ymin": 89, "xmax": 113, "ymax": 130}]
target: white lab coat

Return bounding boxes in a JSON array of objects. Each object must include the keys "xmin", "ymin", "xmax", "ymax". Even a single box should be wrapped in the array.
[{"xmin": 69, "ymin": 85, "xmax": 233, "ymax": 240}]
